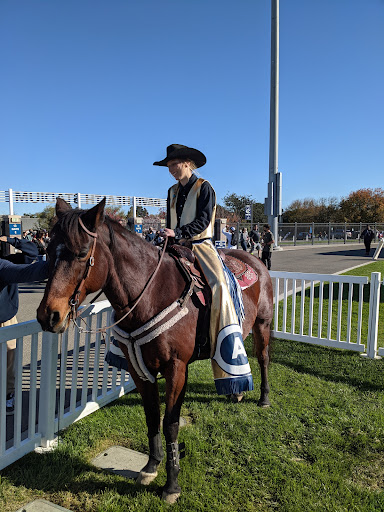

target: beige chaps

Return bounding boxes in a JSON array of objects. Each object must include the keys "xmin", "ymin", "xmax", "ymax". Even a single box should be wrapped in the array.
[{"xmin": 191, "ymin": 239, "xmax": 242, "ymax": 383}]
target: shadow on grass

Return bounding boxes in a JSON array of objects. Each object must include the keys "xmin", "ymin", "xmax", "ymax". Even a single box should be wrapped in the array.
[
  {"xmin": 2, "ymin": 448, "xmax": 163, "ymax": 499},
  {"xmin": 273, "ymin": 339, "xmax": 384, "ymax": 392}
]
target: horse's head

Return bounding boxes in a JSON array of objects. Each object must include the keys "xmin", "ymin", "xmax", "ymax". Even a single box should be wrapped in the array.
[{"xmin": 37, "ymin": 197, "xmax": 108, "ymax": 333}]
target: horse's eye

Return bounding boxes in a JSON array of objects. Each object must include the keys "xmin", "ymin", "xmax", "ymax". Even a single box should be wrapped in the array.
[{"xmin": 77, "ymin": 251, "xmax": 89, "ymax": 260}]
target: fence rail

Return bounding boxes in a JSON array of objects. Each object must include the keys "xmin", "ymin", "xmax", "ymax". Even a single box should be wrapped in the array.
[
  {"xmin": 270, "ymin": 271, "xmax": 383, "ymax": 359},
  {"xmin": 0, "ymin": 301, "xmax": 134, "ymax": 470},
  {"xmin": 0, "ymin": 271, "xmax": 382, "ymax": 471}
]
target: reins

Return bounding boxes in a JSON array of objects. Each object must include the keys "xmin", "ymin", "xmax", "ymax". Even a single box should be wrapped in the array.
[{"xmin": 69, "ymin": 216, "xmax": 168, "ymax": 334}]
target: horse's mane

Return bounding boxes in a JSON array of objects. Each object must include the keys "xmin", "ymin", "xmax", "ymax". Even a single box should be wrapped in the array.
[{"xmin": 51, "ymin": 207, "xmax": 147, "ymax": 254}]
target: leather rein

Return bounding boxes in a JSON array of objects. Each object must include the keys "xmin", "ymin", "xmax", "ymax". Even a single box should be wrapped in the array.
[{"xmin": 69, "ymin": 217, "xmax": 168, "ymax": 334}]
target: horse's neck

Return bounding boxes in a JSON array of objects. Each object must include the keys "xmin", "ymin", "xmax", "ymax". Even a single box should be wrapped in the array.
[{"xmin": 102, "ymin": 232, "xmax": 182, "ymax": 328}]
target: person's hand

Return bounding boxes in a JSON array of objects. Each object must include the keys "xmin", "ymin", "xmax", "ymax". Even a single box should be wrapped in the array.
[
  {"xmin": 0, "ymin": 236, "xmax": 8, "ymax": 243},
  {"xmin": 162, "ymin": 228, "xmax": 175, "ymax": 237}
]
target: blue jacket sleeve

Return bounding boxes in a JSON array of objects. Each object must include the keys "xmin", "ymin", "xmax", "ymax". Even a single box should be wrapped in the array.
[
  {"xmin": 7, "ymin": 237, "xmax": 39, "ymax": 258},
  {"xmin": 0, "ymin": 260, "xmax": 49, "ymax": 285}
]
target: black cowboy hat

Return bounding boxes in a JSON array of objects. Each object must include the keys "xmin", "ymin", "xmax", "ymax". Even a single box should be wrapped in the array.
[{"xmin": 153, "ymin": 144, "xmax": 206, "ymax": 168}]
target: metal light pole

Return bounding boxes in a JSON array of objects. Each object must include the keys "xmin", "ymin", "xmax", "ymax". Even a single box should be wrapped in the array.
[{"xmin": 265, "ymin": 0, "xmax": 282, "ymax": 249}]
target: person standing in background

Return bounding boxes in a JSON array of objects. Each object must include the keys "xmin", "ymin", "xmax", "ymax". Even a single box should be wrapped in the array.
[{"xmin": 261, "ymin": 224, "xmax": 274, "ymax": 270}]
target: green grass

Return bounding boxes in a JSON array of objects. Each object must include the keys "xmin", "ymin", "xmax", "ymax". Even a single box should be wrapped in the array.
[{"xmin": 1, "ymin": 335, "xmax": 384, "ymax": 512}]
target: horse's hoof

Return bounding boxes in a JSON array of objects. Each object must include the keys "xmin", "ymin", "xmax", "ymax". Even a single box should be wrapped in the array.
[
  {"xmin": 257, "ymin": 399, "xmax": 270, "ymax": 408},
  {"xmin": 162, "ymin": 491, "xmax": 181, "ymax": 504},
  {"xmin": 230, "ymin": 392, "xmax": 244, "ymax": 403},
  {"xmin": 136, "ymin": 470, "xmax": 158, "ymax": 485}
]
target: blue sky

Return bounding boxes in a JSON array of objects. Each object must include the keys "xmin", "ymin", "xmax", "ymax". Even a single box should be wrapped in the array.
[{"xmin": 0, "ymin": 0, "xmax": 383, "ymax": 215}]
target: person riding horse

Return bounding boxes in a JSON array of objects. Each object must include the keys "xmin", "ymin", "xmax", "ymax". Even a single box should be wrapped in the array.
[{"xmin": 154, "ymin": 144, "xmax": 253, "ymax": 395}]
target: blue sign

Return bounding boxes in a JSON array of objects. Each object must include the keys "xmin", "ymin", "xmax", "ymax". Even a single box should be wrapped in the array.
[
  {"xmin": 9, "ymin": 223, "xmax": 21, "ymax": 236},
  {"xmin": 245, "ymin": 205, "xmax": 252, "ymax": 220},
  {"xmin": 134, "ymin": 224, "xmax": 142, "ymax": 234},
  {"xmin": 215, "ymin": 240, "xmax": 226, "ymax": 249}
]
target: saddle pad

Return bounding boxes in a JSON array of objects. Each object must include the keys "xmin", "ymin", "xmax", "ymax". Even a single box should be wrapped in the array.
[{"xmin": 225, "ymin": 255, "xmax": 258, "ymax": 290}]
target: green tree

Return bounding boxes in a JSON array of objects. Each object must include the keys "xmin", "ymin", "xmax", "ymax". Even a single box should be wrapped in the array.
[
  {"xmin": 26, "ymin": 205, "xmax": 56, "ymax": 231},
  {"xmin": 126, "ymin": 206, "xmax": 149, "ymax": 219},
  {"xmin": 222, "ymin": 193, "xmax": 267, "ymax": 224}
]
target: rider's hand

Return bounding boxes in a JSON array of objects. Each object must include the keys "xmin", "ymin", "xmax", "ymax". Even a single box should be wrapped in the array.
[{"xmin": 163, "ymin": 228, "xmax": 175, "ymax": 238}]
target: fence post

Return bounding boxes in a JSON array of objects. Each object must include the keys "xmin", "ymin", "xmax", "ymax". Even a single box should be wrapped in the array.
[
  {"xmin": 366, "ymin": 272, "xmax": 381, "ymax": 359},
  {"xmin": 312, "ymin": 222, "xmax": 315, "ymax": 245},
  {"xmin": 77, "ymin": 192, "xmax": 82, "ymax": 209},
  {"xmin": 294, "ymin": 222, "xmax": 297, "ymax": 246},
  {"xmin": 38, "ymin": 332, "xmax": 59, "ymax": 447},
  {"xmin": 8, "ymin": 188, "xmax": 14, "ymax": 216},
  {"xmin": 328, "ymin": 222, "xmax": 331, "ymax": 244}
]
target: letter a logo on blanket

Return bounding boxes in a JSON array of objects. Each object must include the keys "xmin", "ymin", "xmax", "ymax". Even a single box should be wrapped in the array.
[{"xmin": 213, "ymin": 325, "xmax": 252, "ymax": 376}]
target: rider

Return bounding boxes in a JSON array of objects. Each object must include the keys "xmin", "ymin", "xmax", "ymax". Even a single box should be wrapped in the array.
[{"xmin": 154, "ymin": 144, "xmax": 253, "ymax": 395}]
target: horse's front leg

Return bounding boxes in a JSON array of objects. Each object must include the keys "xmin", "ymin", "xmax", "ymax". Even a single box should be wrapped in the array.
[
  {"xmin": 162, "ymin": 360, "xmax": 188, "ymax": 504},
  {"xmin": 135, "ymin": 378, "xmax": 164, "ymax": 485},
  {"xmin": 118, "ymin": 343, "xmax": 164, "ymax": 485}
]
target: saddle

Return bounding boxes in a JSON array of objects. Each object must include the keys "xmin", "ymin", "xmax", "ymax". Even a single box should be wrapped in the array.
[{"xmin": 167, "ymin": 244, "xmax": 258, "ymax": 306}]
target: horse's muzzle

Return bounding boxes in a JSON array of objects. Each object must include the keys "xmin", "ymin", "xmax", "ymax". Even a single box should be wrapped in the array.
[{"xmin": 37, "ymin": 307, "xmax": 70, "ymax": 333}]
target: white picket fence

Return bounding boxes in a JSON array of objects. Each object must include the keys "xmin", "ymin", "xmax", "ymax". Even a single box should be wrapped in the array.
[
  {"xmin": 270, "ymin": 270, "xmax": 383, "ymax": 359},
  {"xmin": 0, "ymin": 271, "xmax": 383, "ymax": 471},
  {"xmin": 0, "ymin": 300, "xmax": 134, "ymax": 471}
]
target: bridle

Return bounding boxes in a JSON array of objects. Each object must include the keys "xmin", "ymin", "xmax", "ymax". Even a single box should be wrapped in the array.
[
  {"xmin": 68, "ymin": 216, "xmax": 98, "ymax": 316},
  {"xmin": 68, "ymin": 215, "xmax": 168, "ymax": 334}
]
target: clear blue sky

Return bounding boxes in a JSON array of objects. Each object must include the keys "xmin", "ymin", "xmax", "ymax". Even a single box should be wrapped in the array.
[{"xmin": 0, "ymin": 0, "xmax": 383, "ymax": 215}]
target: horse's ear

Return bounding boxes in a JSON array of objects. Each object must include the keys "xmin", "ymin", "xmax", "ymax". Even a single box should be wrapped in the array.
[
  {"xmin": 56, "ymin": 198, "xmax": 72, "ymax": 217},
  {"xmin": 81, "ymin": 197, "xmax": 106, "ymax": 232}
]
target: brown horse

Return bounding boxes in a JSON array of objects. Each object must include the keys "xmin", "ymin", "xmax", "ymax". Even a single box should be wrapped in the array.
[{"xmin": 37, "ymin": 198, "xmax": 273, "ymax": 503}]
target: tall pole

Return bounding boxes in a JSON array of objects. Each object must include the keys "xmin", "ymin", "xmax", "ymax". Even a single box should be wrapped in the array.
[{"xmin": 267, "ymin": 0, "xmax": 282, "ymax": 249}]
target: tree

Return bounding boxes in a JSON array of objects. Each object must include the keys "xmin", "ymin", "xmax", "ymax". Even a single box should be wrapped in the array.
[
  {"xmin": 222, "ymin": 193, "xmax": 267, "ymax": 224},
  {"xmin": 282, "ymin": 197, "xmax": 342, "ymax": 223},
  {"xmin": 126, "ymin": 206, "xmax": 149, "ymax": 219},
  {"xmin": 339, "ymin": 188, "xmax": 384, "ymax": 223},
  {"xmin": 105, "ymin": 206, "xmax": 126, "ymax": 222},
  {"xmin": 24, "ymin": 205, "xmax": 56, "ymax": 231}
]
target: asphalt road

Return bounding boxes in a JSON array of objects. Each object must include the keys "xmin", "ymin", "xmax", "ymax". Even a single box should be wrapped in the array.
[{"xmin": 17, "ymin": 242, "xmax": 379, "ymax": 323}]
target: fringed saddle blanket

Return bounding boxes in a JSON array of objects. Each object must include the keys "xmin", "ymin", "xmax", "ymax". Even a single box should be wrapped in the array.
[{"xmin": 105, "ymin": 256, "xmax": 258, "ymax": 394}]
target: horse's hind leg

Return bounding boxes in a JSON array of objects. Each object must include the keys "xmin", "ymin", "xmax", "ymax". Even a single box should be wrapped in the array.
[
  {"xmin": 162, "ymin": 360, "xmax": 188, "ymax": 504},
  {"xmin": 253, "ymin": 318, "xmax": 271, "ymax": 407},
  {"xmin": 136, "ymin": 379, "xmax": 164, "ymax": 485}
]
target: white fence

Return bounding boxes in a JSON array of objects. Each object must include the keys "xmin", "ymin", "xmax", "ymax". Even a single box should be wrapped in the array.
[
  {"xmin": 0, "ymin": 271, "xmax": 383, "ymax": 471},
  {"xmin": 270, "ymin": 270, "xmax": 383, "ymax": 359},
  {"xmin": 0, "ymin": 300, "xmax": 135, "ymax": 471}
]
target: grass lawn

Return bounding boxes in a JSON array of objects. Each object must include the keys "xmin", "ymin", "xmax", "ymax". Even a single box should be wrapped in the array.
[{"xmin": 1, "ymin": 333, "xmax": 384, "ymax": 512}]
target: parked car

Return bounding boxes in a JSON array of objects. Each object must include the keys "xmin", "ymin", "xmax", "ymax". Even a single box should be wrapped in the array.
[
  {"xmin": 297, "ymin": 232, "xmax": 310, "ymax": 240},
  {"xmin": 333, "ymin": 229, "xmax": 352, "ymax": 239}
]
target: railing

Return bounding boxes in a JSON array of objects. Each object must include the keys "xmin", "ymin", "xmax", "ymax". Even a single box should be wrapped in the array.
[
  {"xmin": 0, "ymin": 272, "xmax": 382, "ymax": 471},
  {"xmin": 0, "ymin": 300, "xmax": 135, "ymax": 470},
  {"xmin": 270, "ymin": 271, "xmax": 383, "ymax": 359}
]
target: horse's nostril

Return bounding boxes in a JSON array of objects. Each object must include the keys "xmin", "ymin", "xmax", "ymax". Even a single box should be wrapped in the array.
[{"xmin": 49, "ymin": 311, "xmax": 61, "ymax": 328}]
